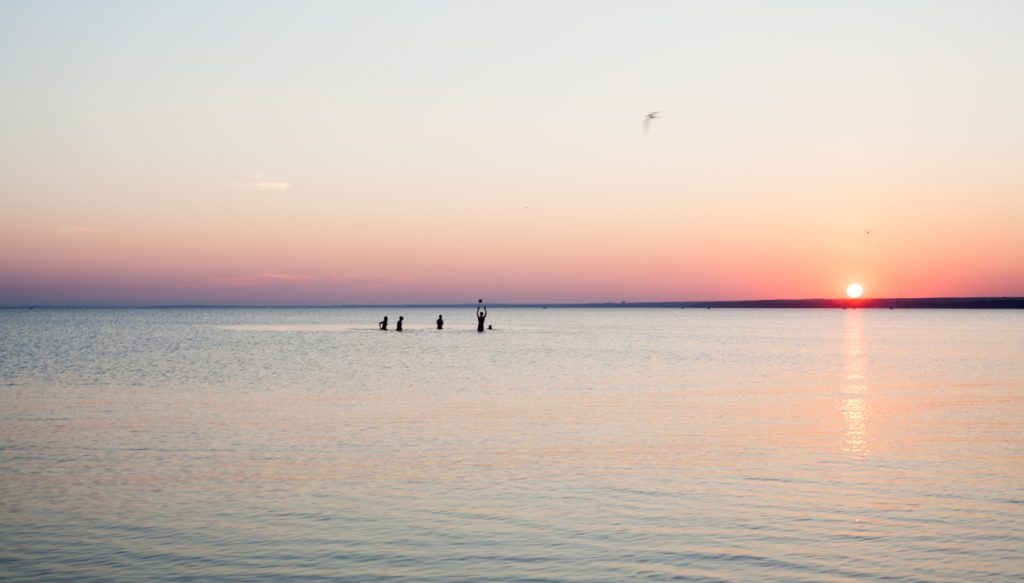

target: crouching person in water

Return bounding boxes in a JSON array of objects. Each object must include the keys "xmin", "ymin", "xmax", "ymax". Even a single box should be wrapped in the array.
[
  {"xmin": 396, "ymin": 316, "xmax": 404, "ymax": 331},
  {"xmin": 379, "ymin": 316, "xmax": 388, "ymax": 330},
  {"xmin": 436, "ymin": 314, "xmax": 444, "ymax": 330}
]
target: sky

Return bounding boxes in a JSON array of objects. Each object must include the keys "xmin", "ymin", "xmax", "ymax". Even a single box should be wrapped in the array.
[{"xmin": 1, "ymin": 0, "xmax": 1022, "ymax": 305}]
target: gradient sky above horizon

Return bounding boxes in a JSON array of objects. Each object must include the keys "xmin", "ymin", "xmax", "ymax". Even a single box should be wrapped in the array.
[{"xmin": 1, "ymin": 1, "xmax": 1022, "ymax": 305}]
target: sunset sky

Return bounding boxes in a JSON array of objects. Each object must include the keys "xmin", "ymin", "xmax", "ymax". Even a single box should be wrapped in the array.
[{"xmin": 2, "ymin": 1, "xmax": 1022, "ymax": 305}]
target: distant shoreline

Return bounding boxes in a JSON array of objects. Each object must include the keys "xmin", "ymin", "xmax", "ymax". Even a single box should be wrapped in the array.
[
  {"xmin": 3, "ymin": 297, "xmax": 1023, "ymax": 309},
  {"xmin": 559, "ymin": 297, "xmax": 1024, "ymax": 309}
]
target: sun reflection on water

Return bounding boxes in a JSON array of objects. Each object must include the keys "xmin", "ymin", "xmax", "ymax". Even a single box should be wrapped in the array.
[{"xmin": 842, "ymin": 310, "xmax": 869, "ymax": 458}]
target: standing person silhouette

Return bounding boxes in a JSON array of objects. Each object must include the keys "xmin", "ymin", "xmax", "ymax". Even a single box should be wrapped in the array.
[
  {"xmin": 379, "ymin": 316, "xmax": 388, "ymax": 330},
  {"xmin": 396, "ymin": 316, "xmax": 404, "ymax": 331},
  {"xmin": 436, "ymin": 314, "xmax": 444, "ymax": 330},
  {"xmin": 476, "ymin": 301, "xmax": 487, "ymax": 332}
]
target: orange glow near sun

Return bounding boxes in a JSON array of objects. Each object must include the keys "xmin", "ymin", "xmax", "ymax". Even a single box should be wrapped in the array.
[{"xmin": 846, "ymin": 283, "xmax": 864, "ymax": 298}]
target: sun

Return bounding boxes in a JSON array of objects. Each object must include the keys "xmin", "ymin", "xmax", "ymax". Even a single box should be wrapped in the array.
[{"xmin": 846, "ymin": 283, "xmax": 864, "ymax": 298}]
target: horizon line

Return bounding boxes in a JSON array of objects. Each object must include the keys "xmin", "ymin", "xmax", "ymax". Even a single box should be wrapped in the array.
[{"xmin": 2, "ymin": 296, "xmax": 1023, "ymax": 309}]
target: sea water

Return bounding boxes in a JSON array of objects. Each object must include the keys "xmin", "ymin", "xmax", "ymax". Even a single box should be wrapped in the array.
[{"xmin": 1, "ymin": 307, "xmax": 1022, "ymax": 581}]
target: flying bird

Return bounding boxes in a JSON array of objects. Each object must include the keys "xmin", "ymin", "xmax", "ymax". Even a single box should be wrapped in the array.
[
  {"xmin": 643, "ymin": 111, "xmax": 659, "ymax": 133},
  {"xmin": 865, "ymin": 230, "xmax": 873, "ymax": 235}
]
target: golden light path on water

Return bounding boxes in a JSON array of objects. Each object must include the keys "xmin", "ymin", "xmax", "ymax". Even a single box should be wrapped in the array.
[{"xmin": 842, "ymin": 310, "xmax": 869, "ymax": 459}]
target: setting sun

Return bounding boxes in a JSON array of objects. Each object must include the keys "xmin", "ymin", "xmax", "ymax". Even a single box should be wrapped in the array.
[{"xmin": 847, "ymin": 283, "xmax": 864, "ymax": 298}]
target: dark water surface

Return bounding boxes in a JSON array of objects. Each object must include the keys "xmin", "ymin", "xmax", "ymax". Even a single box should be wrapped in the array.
[{"xmin": 2, "ymin": 308, "xmax": 1023, "ymax": 581}]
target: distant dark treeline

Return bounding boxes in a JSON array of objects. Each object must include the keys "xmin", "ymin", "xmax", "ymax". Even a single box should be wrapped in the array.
[{"xmin": 555, "ymin": 297, "xmax": 1024, "ymax": 309}]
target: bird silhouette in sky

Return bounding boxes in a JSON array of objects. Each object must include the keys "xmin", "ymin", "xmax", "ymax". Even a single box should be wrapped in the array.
[
  {"xmin": 643, "ymin": 111, "xmax": 659, "ymax": 133},
  {"xmin": 865, "ymin": 230, "xmax": 873, "ymax": 235}
]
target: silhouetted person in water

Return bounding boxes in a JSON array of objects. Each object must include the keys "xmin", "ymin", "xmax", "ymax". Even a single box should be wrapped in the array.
[
  {"xmin": 396, "ymin": 316, "xmax": 404, "ymax": 331},
  {"xmin": 379, "ymin": 316, "xmax": 388, "ymax": 330},
  {"xmin": 436, "ymin": 314, "xmax": 444, "ymax": 330},
  {"xmin": 476, "ymin": 304, "xmax": 487, "ymax": 332}
]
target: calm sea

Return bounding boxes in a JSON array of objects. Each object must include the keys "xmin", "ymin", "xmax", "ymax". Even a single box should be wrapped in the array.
[{"xmin": 1, "ymin": 307, "xmax": 1022, "ymax": 582}]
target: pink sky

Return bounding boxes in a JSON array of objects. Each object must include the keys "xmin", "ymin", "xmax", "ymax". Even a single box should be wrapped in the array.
[{"xmin": 1, "ymin": 2, "xmax": 1022, "ymax": 305}]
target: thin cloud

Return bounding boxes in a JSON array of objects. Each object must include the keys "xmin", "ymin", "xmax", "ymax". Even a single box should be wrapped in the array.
[
  {"xmin": 57, "ymin": 226, "xmax": 111, "ymax": 235},
  {"xmin": 232, "ymin": 173, "xmax": 292, "ymax": 192},
  {"xmin": 214, "ymin": 273, "xmax": 314, "ymax": 288}
]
